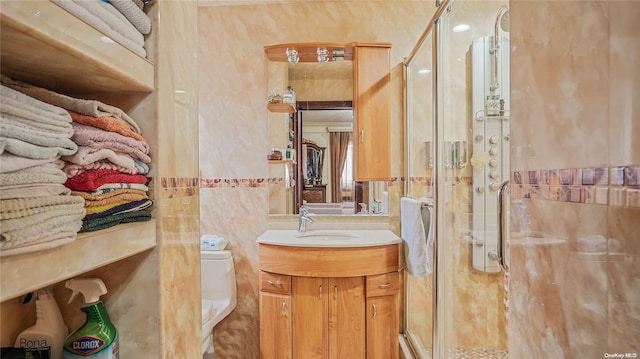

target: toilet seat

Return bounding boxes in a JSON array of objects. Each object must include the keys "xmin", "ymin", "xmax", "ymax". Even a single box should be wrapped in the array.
[{"xmin": 200, "ymin": 248, "xmax": 236, "ymax": 354}]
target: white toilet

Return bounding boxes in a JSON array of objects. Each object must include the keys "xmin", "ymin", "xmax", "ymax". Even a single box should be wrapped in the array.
[{"xmin": 201, "ymin": 249, "xmax": 237, "ymax": 355}]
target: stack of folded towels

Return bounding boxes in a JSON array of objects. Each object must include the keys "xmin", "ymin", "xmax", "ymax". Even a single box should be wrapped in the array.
[
  {"xmin": 0, "ymin": 84, "xmax": 86, "ymax": 257},
  {"xmin": 2, "ymin": 75, "xmax": 153, "ymax": 237},
  {"xmin": 52, "ymin": 0, "xmax": 152, "ymax": 58}
]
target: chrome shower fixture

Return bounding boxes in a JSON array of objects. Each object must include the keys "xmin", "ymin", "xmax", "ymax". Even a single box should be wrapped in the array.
[{"xmin": 490, "ymin": 6, "xmax": 509, "ymax": 92}]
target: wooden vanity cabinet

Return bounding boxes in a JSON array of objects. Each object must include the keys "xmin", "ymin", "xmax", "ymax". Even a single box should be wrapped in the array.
[
  {"xmin": 259, "ymin": 243, "xmax": 400, "ymax": 359},
  {"xmin": 365, "ymin": 272, "xmax": 400, "ymax": 359},
  {"xmin": 352, "ymin": 43, "xmax": 392, "ymax": 181},
  {"xmin": 292, "ymin": 276, "xmax": 365, "ymax": 359},
  {"xmin": 259, "ymin": 272, "xmax": 293, "ymax": 359}
]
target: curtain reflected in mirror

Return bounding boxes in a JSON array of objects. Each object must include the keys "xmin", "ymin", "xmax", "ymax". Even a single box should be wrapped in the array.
[{"xmin": 329, "ymin": 131, "xmax": 351, "ymax": 203}]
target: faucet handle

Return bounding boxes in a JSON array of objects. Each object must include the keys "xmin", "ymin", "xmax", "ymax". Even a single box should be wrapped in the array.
[{"xmin": 300, "ymin": 205, "xmax": 310, "ymax": 215}]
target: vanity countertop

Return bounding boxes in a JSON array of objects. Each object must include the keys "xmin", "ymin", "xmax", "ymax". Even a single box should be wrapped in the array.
[{"xmin": 257, "ymin": 228, "xmax": 401, "ymax": 248}]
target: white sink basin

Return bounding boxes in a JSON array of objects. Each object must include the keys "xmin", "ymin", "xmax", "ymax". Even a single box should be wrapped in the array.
[
  {"xmin": 296, "ymin": 231, "xmax": 358, "ymax": 241},
  {"xmin": 257, "ymin": 229, "xmax": 400, "ymax": 248}
]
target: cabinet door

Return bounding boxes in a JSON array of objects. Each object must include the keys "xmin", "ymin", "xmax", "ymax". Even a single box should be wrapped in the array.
[
  {"xmin": 329, "ymin": 277, "xmax": 365, "ymax": 359},
  {"xmin": 353, "ymin": 45, "xmax": 391, "ymax": 181},
  {"xmin": 366, "ymin": 295, "xmax": 399, "ymax": 359},
  {"xmin": 292, "ymin": 276, "xmax": 329, "ymax": 359},
  {"xmin": 260, "ymin": 292, "xmax": 292, "ymax": 359}
]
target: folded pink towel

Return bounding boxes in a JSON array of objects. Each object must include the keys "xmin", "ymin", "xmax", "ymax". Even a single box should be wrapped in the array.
[
  {"xmin": 62, "ymin": 146, "xmax": 138, "ymax": 171},
  {"xmin": 70, "ymin": 123, "xmax": 150, "ymax": 160},
  {"xmin": 64, "ymin": 161, "xmax": 140, "ymax": 177}
]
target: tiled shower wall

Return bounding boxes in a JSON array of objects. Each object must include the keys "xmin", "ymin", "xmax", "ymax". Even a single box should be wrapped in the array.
[{"xmin": 509, "ymin": 1, "xmax": 639, "ymax": 357}]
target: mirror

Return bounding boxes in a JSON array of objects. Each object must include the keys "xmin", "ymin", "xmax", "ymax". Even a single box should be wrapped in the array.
[{"xmin": 267, "ymin": 47, "xmax": 388, "ymax": 216}]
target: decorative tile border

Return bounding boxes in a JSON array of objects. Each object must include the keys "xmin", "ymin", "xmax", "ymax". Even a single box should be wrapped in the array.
[
  {"xmin": 409, "ymin": 176, "xmax": 472, "ymax": 186},
  {"xmin": 161, "ymin": 168, "xmax": 640, "ymax": 208},
  {"xmin": 157, "ymin": 177, "xmax": 199, "ymax": 197},
  {"xmin": 200, "ymin": 178, "xmax": 285, "ymax": 188},
  {"xmin": 198, "ymin": 177, "xmax": 401, "ymax": 188},
  {"xmin": 512, "ymin": 166, "xmax": 640, "ymax": 208},
  {"xmin": 160, "ymin": 177, "xmax": 199, "ymax": 189}
]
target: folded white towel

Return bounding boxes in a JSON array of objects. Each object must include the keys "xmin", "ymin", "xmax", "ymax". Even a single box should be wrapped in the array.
[
  {"xmin": 1, "ymin": 114, "xmax": 78, "ymax": 154},
  {"xmin": 108, "ymin": 0, "xmax": 151, "ymax": 34},
  {"xmin": 2, "ymin": 76, "xmax": 142, "ymax": 134},
  {"xmin": 1, "ymin": 84, "xmax": 73, "ymax": 129},
  {"xmin": 0, "ymin": 183, "xmax": 71, "ymax": 200},
  {"xmin": 0, "ymin": 153, "xmax": 59, "ymax": 174},
  {"xmin": 51, "ymin": 0, "xmax": 146, "ymax": 57},
  {"xmin": 0, "ymin": 161, "xmax": 67, "ymax": 187},
  {"xmin": 0, "ymin": 138, "xmax": 67, "ymax": 160},
  {"xmin": 400, "ymin": 197, "xmax": 434, "ymax": 276}
]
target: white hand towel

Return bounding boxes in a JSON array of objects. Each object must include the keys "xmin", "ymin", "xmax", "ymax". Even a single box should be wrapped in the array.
[{"xmin": 401, "ymin": 197, "xmax": 434, "ymax": 276}]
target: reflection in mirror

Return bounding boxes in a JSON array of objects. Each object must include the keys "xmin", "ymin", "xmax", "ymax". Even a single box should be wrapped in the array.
[
  {"xmin": 298, "ymin": 102, "xmax": 352, "ymax": 214},
  {"xmin": 303, "ymin": 139, "xmax": 325, "ymax": 185},
  {"xmin": 267, "ymin": 53, "xmax": 388, "ymax": 216}
]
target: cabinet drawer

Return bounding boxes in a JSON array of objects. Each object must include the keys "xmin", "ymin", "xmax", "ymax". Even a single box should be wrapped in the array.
[
  {"xmin": 366, "ymin": 272, "xmax": 399, "ymax": 297},
  {"xmin": 260, "ymin": 271, "xmax": 291, "ymax": 294}
]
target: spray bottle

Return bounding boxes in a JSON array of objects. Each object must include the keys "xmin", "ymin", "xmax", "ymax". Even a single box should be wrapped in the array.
[
  {"xmin": 14, "ymin": 287, "xmax": 68, "ymax": 359},
  {"xmin": 63, "ymin": 279, "xmax": 118, "ymax": 359}
]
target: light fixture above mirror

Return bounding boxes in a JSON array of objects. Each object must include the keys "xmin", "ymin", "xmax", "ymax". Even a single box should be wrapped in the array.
[{"xmin": 285, "ymin": 48, "xmax": 299, "ymax": 64}]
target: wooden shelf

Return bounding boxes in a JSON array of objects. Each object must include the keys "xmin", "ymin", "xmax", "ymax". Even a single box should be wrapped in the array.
[
  {"xmin": 264, "ymin": 42, "xmax": 390, "ymax": 63},
  {"xmin": 0, "ymin": 0, "xmax": 154, "ymax": 94},
  {"xmin": 0, "ymin": 220, "xmax": 157, "ymax": 302},
  {"xmin": 268, "ymin": 103, "xmax": 296, "ymax": 113},
  {"xmin": 265, "ymin": 42, "xmax": 353, "ymax": 62}
]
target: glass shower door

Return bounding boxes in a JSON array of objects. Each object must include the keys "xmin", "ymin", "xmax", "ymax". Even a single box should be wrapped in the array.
[
  {"xmin": 435, "ymin": 0, "xmax": 510, "ymax": 357},
  {"xmin": 404, "ymin": 28, "xmax": 434, "ymax": 358}
]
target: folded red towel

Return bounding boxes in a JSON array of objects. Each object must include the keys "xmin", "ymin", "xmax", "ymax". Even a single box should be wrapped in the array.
[{"xmin": 64, "ymin": 169, "xmax": 148, "ymax": 191}]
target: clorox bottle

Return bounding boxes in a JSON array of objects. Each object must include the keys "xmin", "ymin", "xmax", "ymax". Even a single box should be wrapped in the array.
[{"xmin": 63, "ymin": 279, "xmax": 118, "ymax": 359}]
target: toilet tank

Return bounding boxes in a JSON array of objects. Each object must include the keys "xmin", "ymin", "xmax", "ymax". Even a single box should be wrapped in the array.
[{"xmin": 201, "ymin": 250, "xmax": 236, "ymax": 302}]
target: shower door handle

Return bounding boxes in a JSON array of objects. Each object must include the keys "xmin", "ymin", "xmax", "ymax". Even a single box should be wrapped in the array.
[{"xmin": 497, "ymin": 180, "xmax": 510, "ymax": 272}]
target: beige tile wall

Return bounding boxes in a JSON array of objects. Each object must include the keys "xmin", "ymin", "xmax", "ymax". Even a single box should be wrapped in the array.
[{"xmin": 509, "ymin": 1, "xmax": 640, "ymax": 357}]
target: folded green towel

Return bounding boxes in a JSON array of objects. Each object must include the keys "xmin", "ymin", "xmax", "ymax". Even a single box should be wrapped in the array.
[{"xmin": 80, "ymin": 210, "xmax": 151, "ymax": 233}]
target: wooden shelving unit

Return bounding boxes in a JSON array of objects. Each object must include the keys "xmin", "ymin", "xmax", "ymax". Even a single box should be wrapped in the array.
[
  {"xmin": 267, "ymin": 103, "xmax": 295, "ymax": 113},
  {"xmin": 0, "ymin": 0, "xmax": 158, "ymax": 333}
]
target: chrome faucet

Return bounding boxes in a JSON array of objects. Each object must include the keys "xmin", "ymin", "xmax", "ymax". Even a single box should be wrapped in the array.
[{"xmin": 298, "ymin": 205, "xmax": 314, "ymax": 232}]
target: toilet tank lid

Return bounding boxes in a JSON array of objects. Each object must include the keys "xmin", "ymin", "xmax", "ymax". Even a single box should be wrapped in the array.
[{"xmin": 201, "ymin": 250, "xmax": 231, "ymax": 260}]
